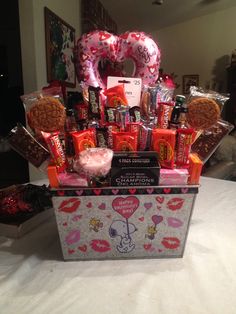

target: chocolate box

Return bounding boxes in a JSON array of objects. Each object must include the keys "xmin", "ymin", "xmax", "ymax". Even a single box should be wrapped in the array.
[{"xmin": 51, "ymin": 185, "xmax": 198, "ymax": 260}]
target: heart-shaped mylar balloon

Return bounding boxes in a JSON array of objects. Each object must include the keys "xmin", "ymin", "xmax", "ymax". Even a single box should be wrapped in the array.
[{"xmin": 75, "ymin": 30, "xmax": 161, "ymax": 90}]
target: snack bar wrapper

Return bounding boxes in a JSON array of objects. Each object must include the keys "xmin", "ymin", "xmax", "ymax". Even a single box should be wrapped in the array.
[
  {"xmin": 7, "ymin": 123, "xmax": 50, "ymax": 171},
  {"xmin": 191, "ymin": 119, "xmax": 234, "ymax": 163}
]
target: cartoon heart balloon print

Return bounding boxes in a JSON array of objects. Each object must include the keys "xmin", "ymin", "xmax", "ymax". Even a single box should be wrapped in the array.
[
  {"xmin": 112, "ymin": 196, "xmax": 140, "ymax": 219},
  {"xmin": 75, "ymin": 30, "xmax": 161, "ymax": 89}
]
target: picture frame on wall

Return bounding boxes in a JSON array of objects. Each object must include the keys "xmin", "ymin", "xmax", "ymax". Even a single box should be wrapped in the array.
[
  {"xmin": 182, "ymin": 74, "xmax": 199, "ymax": 94},
  {"xmin": 44, "ymin": 7, "xmax": 76, "ymax": 87}
]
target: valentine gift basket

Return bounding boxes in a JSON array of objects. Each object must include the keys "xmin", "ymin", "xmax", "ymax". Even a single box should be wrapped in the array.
[{"xmin": 6, "ymin": 31, "xmax": 234, "ymax": 259}]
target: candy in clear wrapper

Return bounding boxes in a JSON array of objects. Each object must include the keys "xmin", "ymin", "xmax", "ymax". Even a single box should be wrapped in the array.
[
  {"xmin": 7, "ymin": 123, "xmax": 50, "ymax": 170},
  {"xmin": 189, "ymin": 86, "xmax": 229, "ymax": 112},
  {"xmin": 139, "ymin": 122, "xmax": 153, "ymax": 151},
  {"xmin": 116, "ymin": 106, "xmax": 130, "ymax": 131},
  {"xmin": 140, "ymin": 88, "xmax": 150, "ymax": 120},
  {"xmin": 73, "ymin": 148, "xmax": 113, "ymax": 186}
]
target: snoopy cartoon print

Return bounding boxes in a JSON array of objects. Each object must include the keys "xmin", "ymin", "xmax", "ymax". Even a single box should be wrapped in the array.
[{"xmin": 109, "ymin": 220, "xmax": 137, "ymax": 253}]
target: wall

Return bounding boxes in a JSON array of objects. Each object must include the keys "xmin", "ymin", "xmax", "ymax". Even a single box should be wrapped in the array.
[
  {"xmin": 19, "ymin": 0, "xmax": 81, "ymax": 181},
  {"xmin": 154, "ymin": 5, "xmax": 236, "ymax": 94}
]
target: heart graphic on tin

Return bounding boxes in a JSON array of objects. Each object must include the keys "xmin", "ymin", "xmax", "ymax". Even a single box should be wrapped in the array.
[{"xmin": 112, "ymin": 196, "xmax": 139, "ymax": 219}]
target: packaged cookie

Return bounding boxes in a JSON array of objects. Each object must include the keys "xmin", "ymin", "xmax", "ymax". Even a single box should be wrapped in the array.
[
  {"xmin": 186, "ymin": 97, "xmax": 220, "ymax": 130},
  {"xmin": 189, "ymin": 86, "xmax": 229, "ymax": 112},
  {"xmin": 21, "ymin": 87, "xmax": 65, "ymax": 132},
  {"xmin": 186, "ymin": 86, "xmax": 230, "ymax": 131}
]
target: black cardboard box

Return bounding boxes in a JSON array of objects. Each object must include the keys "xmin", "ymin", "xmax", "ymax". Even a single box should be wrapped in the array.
[
  {"xmin": 112, "ymin": 151, "xmax": 159, "ymax": 168},
  {"xmin": 111, "ymin": 166, "xmax": 160, "ymax": 186}
]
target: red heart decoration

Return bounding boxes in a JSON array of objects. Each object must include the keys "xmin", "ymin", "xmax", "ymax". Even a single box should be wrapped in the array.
[
  {"xmin": 93, "ymin": 189, "xmax": 102, "ymax": 195},
  {"xmin": 131, "ymin": 33, "xmax": 141, "ymax": 40},
  {"xmin": 90, "ymin": 47, "xmax": 98, "ymax": 54},
  {"xmin": 78, "ymin": 245, "xmax": 87, "ymax": 252},
  {"xmin": 144, "ymin": 244, "xmax": 152, "ymax": 251},
  {"xmin": 129, "ymin": 189, "xmax": 136, "ymax": 195},
  {"xmin": 99, "ymin": 31, "xmax": 111, "ymax": 41},
  {"xmin": 112, "ymin": 196, "xmax": 139, "ymax": 219},
  {"xmin": 86, "ymin": 202, "xmax": 92, "ymax": 208},
  {"xmin": 138, "ymin": 216, "xmax": 144, "ymax": 222},
  {"xmin": 164, "ymin": 188, "xmax": 171, "ymax": 194},
  {"xmin": 156, "ymin": 196, "xmax": 164, "ymax": 204},
  {"xmin": 68, "ymin": 249, "xmax": 75, "ymax": 254}
]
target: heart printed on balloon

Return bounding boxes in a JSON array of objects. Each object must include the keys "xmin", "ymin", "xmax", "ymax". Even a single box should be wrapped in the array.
[
  {"xmin": 75, "ymin": 30, "xmax": 161, "ymax": 90},
  {"xmin": 112, "ymin": 196, "xmax": 140, "ymax": 219}
]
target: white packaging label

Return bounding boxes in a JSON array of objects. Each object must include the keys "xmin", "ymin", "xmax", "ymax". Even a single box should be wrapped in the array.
[{"xmin": 107, "ymin": 76, "xmax": 142, "ymax": 108}]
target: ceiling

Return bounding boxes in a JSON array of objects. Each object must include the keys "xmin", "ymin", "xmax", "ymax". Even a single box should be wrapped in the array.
[{"xmin": 100, "ymin": 0, "xmax": 236, "ymax": 32}]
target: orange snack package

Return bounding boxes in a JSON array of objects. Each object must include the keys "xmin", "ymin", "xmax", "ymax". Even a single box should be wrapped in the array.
[
  {"xmin": 188, "ymin": 153, "xmax": 203, "ymax": 185},
  {"xmin": 72, "ymin": 129, "xmax": 96, "ymax": 156},
  {"xmin": 152, "ymin": 128, "xmax": 176, "ymax": 169},
  {"xmin": 104, "ymin": 84, "xmax": 128, "ymax": 108},
  {"xmin": 47, "ymin": 164, "xmax": 60, "ymax": 188},
  {"xmin": 112, "ymin": 131, "xmax": 138, "ymax": 152}
]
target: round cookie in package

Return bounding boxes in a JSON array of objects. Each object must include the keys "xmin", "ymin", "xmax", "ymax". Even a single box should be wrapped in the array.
[
  {"xmin": 186, "ymin": 97, "xmax": 220, "ymax": 130},
  {"xmin": 28, "ymin": 96, "xmax": 66, "ymax": 132}
]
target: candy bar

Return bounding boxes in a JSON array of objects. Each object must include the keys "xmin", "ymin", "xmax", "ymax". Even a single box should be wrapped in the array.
[
  {"xmin": 159, "ymin": 168, "xmax": 189, "ymax": 186},
  {"xmin": 152, "ymin": 128, "xmax": 176, "ymax": 169},
  {"xmin": 112, "ymin": 131, "xmax": 138, "ymax": 152},
  {"xmin": 42, "ymin": 131, "xmax": 67, "ymax": 172},
  {"xmin": 188, "ymin": 153, "xmax": 203, "ymax": 185},
  {"xmin": 175, "ymin": 128, "xmax": 194, "ymax": 167}
]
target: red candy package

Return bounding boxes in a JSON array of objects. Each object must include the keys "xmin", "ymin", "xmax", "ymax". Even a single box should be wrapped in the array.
[
  {"xmin": 157, "ymin": 102, "xmax": 174, "ymax": 129},
  {"xmin": 152, "ymin": 128, "xmax": 176, "ymax": 169},
  {"xmin": 72, "ymin": 129, "xmax": 96, "ymax": 155},
  {"xmin": 104, "ymin": 84, "xmax": 128, "ymax": 108},
  {"xmin": 112, "ymin": 131, "xmax": 138, "ymax": 152},
  {"xmin": 175, "ymin": 128, "xmax": 194, "ymax": 167},
  {"xmin": 42, "ymin": 131, "xmax": 67, "ymax": 172}
]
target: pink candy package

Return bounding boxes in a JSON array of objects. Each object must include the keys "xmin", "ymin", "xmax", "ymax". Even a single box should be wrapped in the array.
[{"xmin": 159, "ymin": 168, "xmax": 189, "ymax": 186}]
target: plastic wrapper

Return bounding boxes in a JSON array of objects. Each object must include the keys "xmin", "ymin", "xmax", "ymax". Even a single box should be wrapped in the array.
[
  {"xmin": 191, "ymin": 119, "xmax": 234, "ymax": 163},
  {"xmin": 21, "ymin": 87, "xmax": 65, "ymax": 133},
  {"xmin": 0, "ymin": 184, "xmax": 52, "ymax": 224},
  {"xmin": 188, "ymin": 86, "xmax": 229, "ymax": 112},
  {"xmin": 73, "ymin": 148, "xmax": 113, "ymax": 178},
  {"xmin": 7, "ymin": 123, "xmax": 50, "ymax": 171}
]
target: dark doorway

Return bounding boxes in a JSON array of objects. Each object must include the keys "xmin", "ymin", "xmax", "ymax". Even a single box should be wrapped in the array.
[{"xmin": 0, "ymin": 0, "xmax": 29, "ymax": 188}]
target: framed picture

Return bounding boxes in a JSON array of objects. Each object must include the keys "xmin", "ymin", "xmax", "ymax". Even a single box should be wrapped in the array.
[
  {"xmin": 182, "ymin": 75, "xmax": 199, "ymax": 94},
  {"xmin": 44, "ymin": 7, "xmax": 76, "ymax": 87}
]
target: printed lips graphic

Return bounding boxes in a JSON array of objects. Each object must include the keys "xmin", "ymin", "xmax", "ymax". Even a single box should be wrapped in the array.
[
  {"xmin": 59, "ymin": 198, "xmax": 81, "ymax": 213},
  {"xmin": 90, "ymin": 239, "xmax": 111, "ymax": 253},
  {"xmin": 167, "ymin": 217, "xmax": 183, "ymax": 228},
  {"xmin": 167, "ymin": 198, "xmax": 184, "ymax": 211},
  {"xmin": 161, "ymin": 237, "xmax": 180, "ymax": 249}
]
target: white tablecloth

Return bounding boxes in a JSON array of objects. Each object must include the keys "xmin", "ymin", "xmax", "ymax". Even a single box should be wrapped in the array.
[{"xmin": 1, "ymin": 177, "xmax": 236, "ymax": 314}]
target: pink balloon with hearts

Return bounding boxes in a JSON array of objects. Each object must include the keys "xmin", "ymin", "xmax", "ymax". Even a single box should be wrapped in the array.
[{"xmin": 75, "ymin": 30, "xmax": 161, "ymax": 90}]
